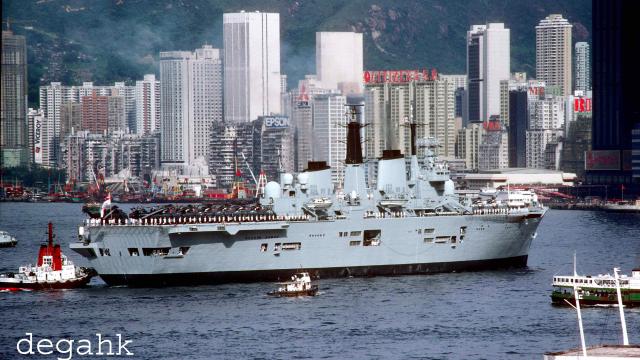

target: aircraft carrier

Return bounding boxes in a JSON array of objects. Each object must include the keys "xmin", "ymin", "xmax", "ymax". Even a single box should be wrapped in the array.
[{"xmin": 70, "ymin": 105, "xmax": 546, "ymax": 286}]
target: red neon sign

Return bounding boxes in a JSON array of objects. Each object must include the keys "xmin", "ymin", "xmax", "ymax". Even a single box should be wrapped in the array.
[
  {"xmin": 363, "ymin": 68, "xmax": 438, "ymax": 84},
  {"xmin": 573, "ymin": 98, "xmax": 592, "ymax": 112}
]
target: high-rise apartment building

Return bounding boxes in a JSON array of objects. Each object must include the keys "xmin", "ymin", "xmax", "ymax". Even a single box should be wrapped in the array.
[
  {"xmin": 159, "ymin": 45, "xmax": 222, "ymax": 172},
  {"xmin": 465, "ymin": 23, "xmax": 510, "ymax": 124},
  {"xmin": 112, "ymin": 82, "xmax": 136, "ymax": 133},
  {"xmin": 60, "ymin": 103, "xmax": 82, "ymax": 138},
  {"xmin": 536, "ymin": 14, "xmax": 572, "ymax": 96},
  {"xmin": 1, "ymin": 30, "xmax": 29, "ymax": 167},
  {"xmin": 316, "ymin": 32, "xmax": 363, "ymax": 94},
  {"xmin": 223, "ymin": 11, "xmax": 281, "ymax": 123},
  {"xmin": 312, "ymin": 94, "xmax": 348, "ymax": 185},
  {"xmin": 441, "ymin": 74, "xmax": 467, "ymax": 119},
  {"xmin": 525, "ymin": 95, "xmax": 566, "ymax": 169},
  {"xmin": 478, "ymin": 119, "xmax": 509, "ymax": 171},
  {"xmin": 80, "ymin": 94, "xmax": 126, "ymax": 134},
  {"xmin": 39, "ymin": 81, "xmax": 139, "ymax": 167},
  {"xmin": 455, "ymin": 123, "xmax": 485, "ymax": 170},
  {"xmin": 364, "ymin": 74, "xmax": 456, "ymax": 160},
  {"xmin": 574, "ymin": 42, "xmax": 590, "ymax": 92},
  {"xmin": 135, "ymin": 74, "xmax": 161, "ymax": 135}
]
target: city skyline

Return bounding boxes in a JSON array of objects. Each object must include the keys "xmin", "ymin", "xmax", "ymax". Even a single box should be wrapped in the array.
[{"xmin": 2, "ymin": 2, "xmax": 638, "ymax": 199}]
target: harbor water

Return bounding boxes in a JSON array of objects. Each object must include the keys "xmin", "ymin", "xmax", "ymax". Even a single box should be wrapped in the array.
[{"xmin": 1, "ymin": 203, "xmax": 639, "ymax": 359}]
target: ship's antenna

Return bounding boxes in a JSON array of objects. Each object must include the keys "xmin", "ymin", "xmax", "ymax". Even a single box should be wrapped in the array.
[
  {"xmin": 573, "ymin": 252, "xmax": 577, "ymax": 277},
  {"xmin": 613, "ymin": 267, "xmax": 629, "ymax": 345}
]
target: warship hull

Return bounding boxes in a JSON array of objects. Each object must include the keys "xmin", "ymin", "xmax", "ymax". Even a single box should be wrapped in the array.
[{"xmin": 71, "ymin": 213, "xmax": 542, "ymax": 287}]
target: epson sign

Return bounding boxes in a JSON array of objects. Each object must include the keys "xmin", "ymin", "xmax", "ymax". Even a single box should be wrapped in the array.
[{"xmin": 264, "ymin": 116, "xmax": 289, "ymax": 128}]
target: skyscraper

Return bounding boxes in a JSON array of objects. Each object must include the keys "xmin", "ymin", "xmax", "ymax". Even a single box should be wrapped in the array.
[
  {"xmin": 574, "ymin": 42, "xmax": 590, "ymax": 92},
  {"xmin": 1, "ymin": 30, "xmax": 28, "ymax": 167},
  {"xmin": 508, "ymin": 89, "xmax": 528, "ymax": 168},
  {"xmin": 465, "ymin": 23, "xmax": 510, "ymax": 124},
  {"xmin": 112, "ymin": 82, "xmax": 136, "ymax": 133},
  {"xmin": 315, "ymin": 32, "xmax": 363, "ymax": 94},
  {"xmin": 587, "ymin": 0, "xmax": 640, "ymax": 189},
  {"xmin": 135, "ymin": 74, "xmax": 161, "ymax": 135},
  {"xmin": 536, "ymin": 14, "xmax": 573, "ymax": 96},
  {"xmin": 312, "ymin": 93, "xmax": 347, "ymax": 185},
  {"xmin": 223, "ymin": 11, "xmax": 281, "ymax": 123},
  {"xmin": 159, "ymin": 45, "xmax": 223, "ymax": 172},
  {"xmin": 525, "ymin": 95, "xmax": 565, "ymax": 169}
]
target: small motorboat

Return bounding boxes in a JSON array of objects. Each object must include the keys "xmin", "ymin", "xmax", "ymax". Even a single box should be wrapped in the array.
[
  {"xmin": 268, "ymin": 272, "xmax": 319, "ymax": 297},
  {"xmin": 0, "ymin": 223, "xmax": 96, "ymax": 291},
  {"xmin": 0, "ymin": 230, "xmax": 18, "ymax": 248}
]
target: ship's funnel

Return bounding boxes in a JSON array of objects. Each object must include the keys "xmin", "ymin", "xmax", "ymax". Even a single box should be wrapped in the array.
[
  {"xmin": 303, "ymin": 161, "xmax": 333, "ymax": 196},
  {"xmin": 377, "ymin": 150, "xmax": 407, "ymax": 194}
]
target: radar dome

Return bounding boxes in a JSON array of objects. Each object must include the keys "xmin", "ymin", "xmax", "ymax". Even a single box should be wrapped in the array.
[
  {"xmin": 282, "ymin": 173, "xmax": 294, "ymax": 185},
  {"xmin": 264, "ymin": 181, "xmax": 281, "ymax": 200},
  {"xmin": 297, "ymin": 172, "xmax": 309, "ymax": 185}
]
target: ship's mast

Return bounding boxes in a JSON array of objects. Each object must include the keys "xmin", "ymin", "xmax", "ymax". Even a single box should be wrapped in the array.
[
  {"xmin": 613, "ymin": 267, "xmax": 629, "ymax": 346},
  {"xmin": 566, "ymin": 253, "xmax": 587, "ymax": 357},
  {"xmin": 344, "ymin": 104, "xmax": 365, "ymax": 165},
  {"xmin": 48, "ymin": 222, "xmax": 53, "ymax": 249},
  {"xmin": 574, "ymin": 285, "xmax": 587, "ymax": 357}
]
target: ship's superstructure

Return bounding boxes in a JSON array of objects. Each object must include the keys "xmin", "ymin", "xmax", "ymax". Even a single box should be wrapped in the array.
[{"xmin": 71, "ymin": 105, "xmax": 546, "ymax": 287}]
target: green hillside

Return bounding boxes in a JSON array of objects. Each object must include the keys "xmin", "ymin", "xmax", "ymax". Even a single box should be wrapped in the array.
[{"xmin": 2, "ymin": 0, "xmax": 591, "ymax": 107}]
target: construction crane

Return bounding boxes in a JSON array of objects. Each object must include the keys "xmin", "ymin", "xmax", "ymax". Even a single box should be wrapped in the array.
[{"xmin": 240, "ymin": 152, "xmax": 267, "ymax": 197}]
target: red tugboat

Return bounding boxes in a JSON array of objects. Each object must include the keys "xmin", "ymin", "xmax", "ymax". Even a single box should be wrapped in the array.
[{"xmin": 0, "ymin": 223, "xmax": 96, "ymax": 291}]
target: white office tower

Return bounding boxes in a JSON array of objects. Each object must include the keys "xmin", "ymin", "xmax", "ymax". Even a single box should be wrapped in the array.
[
  {"xmin": 312, "ymin": 94, "xmax": 347, "ymax": 185},
  {"xmin": 526, "ymin": 95, "xmax": 565, "ymax": 169},
  {"xmin": 223, "ymin": 11, "xmax": 281, "ymax": 123},
  {"xmin": 316, "ymin": 32, "xmax": 364, "ymax": 94},
  {"xmin": 135, "ymin": 74, "xmax": 161, "ymax": 135},
  {"xmin": 465, "ymin": 23, "xmax": 510, "ymax": 124},
  {"xmin": 159, "ymin": 45, "xmax": 222, "ymax": 173},
  {"xmin": 536, "ymin": 14, "xmax": 572, "ymax": 96},
  {"xmin": 574, "ymin": 42, "xmax": 590, "ymax": 92}
]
